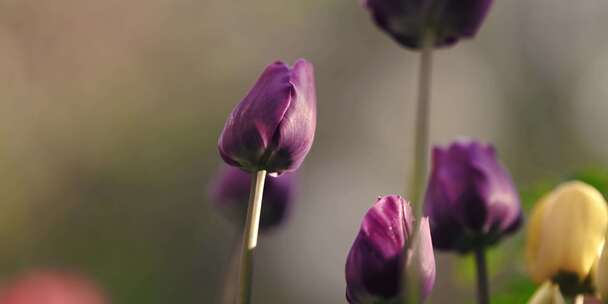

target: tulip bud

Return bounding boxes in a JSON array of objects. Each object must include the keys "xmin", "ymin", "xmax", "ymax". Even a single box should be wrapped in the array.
[
  {"xmin": 209, "ymin": 165, "xmax": 295, "ymax": 231},
  {"xmin": 528, "ymin": 282, "xmax": 566, "ymax": 304},
  {"xmin": 218, "ymin": 59, "xmax": 317, "ymax": 175},
  {"xmin": 526, "ymin": 181, "xmax": 608, "ymax": 287},
  {"xmin": 362, "ymin": 0, "xmax": 494, "ymax": 49},
  {"xmin": 423, "ymin": 139, "xmax": 522, "ymax": 253},
  {"xmin": 0, "ymin": 270, "xmax": 108, "ymax": 304},
  {"xmin": 345, "ymin": 195, "xmax": 436, "ymax": 303}
]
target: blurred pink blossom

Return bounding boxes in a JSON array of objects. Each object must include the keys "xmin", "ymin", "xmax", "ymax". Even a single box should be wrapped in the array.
[{"xmin": 0, "ymin": 270, "xmax": 108, "ymax": 304}]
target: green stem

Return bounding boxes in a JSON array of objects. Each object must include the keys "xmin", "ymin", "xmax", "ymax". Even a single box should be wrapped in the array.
[
  {"xmin": 403, "ymin": 30, "xmax": 435, "ymax": 304},
  {"xmin": 238, "ymin": 170, "xmax": 267, "ymax": 304},
  {"xmin": 474, "ymin": 247, "xmax": 490, "ymax": 304},
  {"xmin": 221, "ymin": 239, "xmax": 242, "ymax": 304},
  {"xmin": 409, "ymin": 30, "xmax": 434, "ymax": 216}
]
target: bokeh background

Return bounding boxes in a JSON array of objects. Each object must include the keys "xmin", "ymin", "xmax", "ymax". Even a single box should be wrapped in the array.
[{"xmin": 2, "ymin": 0, "xmax": 608, "ymax": 303}]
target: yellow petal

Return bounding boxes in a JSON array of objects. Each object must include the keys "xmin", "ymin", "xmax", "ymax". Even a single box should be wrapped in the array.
[
  {"xmin": 526, "ymin": 192, "xmax": 552, "ymax": 282},
  {"xmin": 528, "ymin": 282, "xmax": 566, "ymax": 304},
  {"xmin": 526, "ymin": 181, "xmax": 608, "ymax": 282},
  {"xmin": 595, "ymin": 237, "xmax": 608, "ymax": 300}
]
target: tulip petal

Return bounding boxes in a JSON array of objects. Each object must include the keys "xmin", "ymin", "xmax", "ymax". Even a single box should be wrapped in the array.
[
  {"xmin": 362, "ymin": 0, "xmax": 494, "ymax": 49},
  {"xmin": 526, "ymin": 181, "xmax": 608, "ymax": 283},
  {"xmin": 415, "ymin": 217, "xmax": 436, "ymax": 299},
  {"xmin": 470, "ymin": 143, "xmax": 522, "ymax": 233},
  {"xmin": 423, "ymin": 146, "xmax": 469, "ymax": 250},
  {"xmin": 218, "ymin": 59, "xmax": 317, "ymax": 173},
  {"xmin": 345, "ymin": 195, "xmax": 414, "ymax": 302},
  {"xmin": 265, "ymin": 59, "xmax": 317, "ymax": 173},
  {"xmin": 595, "ymin": 235, "xmax": 608, "ymax": 300},
  {"xmin": 209, "ymin": 165, "xmax": 295, "ymax": 230},
  {"xmin": 218, "ymin": 62, "xmax": 292, "ymax": 170},
  {"xmin": 527, "ymin": 282, "xmax": 566, "ymax": 304},
  {"xmin": 424, "ymin": 139, "xmax": 521, "ymax": 252}
]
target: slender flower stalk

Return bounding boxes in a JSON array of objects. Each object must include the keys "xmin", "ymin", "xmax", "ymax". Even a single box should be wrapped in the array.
[
  {"xmin": 218, "ymin": 59, "xmax": 317, "ymax": 303},
  {"xmin": 221, "ymin": 238, "xmax": 242, "ymax": 304},
  {"xmin": 409, "ymin": 29, "xmax": 435, "ymax": 216},
  {"xmin": 474, "ymin": 247, "xmax": 489, "ymax": 304},
  {"xmin": 210, "ymin": 165, "xmax": 296, "ymax": 304},
  {"xmin": 401, "ymin": 28, "xmax": 434, "ymax": 304},
  {"xmin": 239, "ymin": 170, "xmax": 267, "ymax": 304}
]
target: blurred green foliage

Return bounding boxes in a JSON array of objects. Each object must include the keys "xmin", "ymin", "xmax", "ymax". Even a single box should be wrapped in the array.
[{"xmin": 571, "ymin": 168, "xmax": 608, "ymax": 198}]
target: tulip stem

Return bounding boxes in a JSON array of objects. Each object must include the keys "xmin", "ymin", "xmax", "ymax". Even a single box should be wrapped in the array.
[
  {"xmin": 402, "ymin": 29, "xmax": 435, "ymax": 304},
  {"xmin": 409, "ymin": 29, "xmax": 434, "ymax": 214},
  {"xmin": 221, "ymin": 239, "xmax": 242, "ymax": 304},
  {"xmin": 474, "ymin": 247, "xmax": 490, "ymax": 304},
  {"xmin": 238, "ymin": 170, "xmax": 267, "ymax": 304}
]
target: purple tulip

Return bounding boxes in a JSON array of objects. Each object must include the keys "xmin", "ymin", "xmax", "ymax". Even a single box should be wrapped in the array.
[
  {"xmin": 218, "ymin": 59, "xmax": 317, "ymax": 175},
  {"xmin": 362, "ymin": 0, "xmax": 494, "ymax": 49},
  {"xmin": 423, "ymin": 139, "xmax": 522, "ymax": 253},
  {"xmin": 345, "ymin": 195, "xmax": 436, "ymax": 303},
  {"xmin": 209, "ymin": 166, "xmax": 295, "ymax": 231}
]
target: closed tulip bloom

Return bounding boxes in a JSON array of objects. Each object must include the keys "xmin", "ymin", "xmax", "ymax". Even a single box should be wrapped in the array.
[
  {"xmin": 423, "ymin": 140, "xmax": 522, "ymax": 253},
  {"xmin": 218, "ymin": 59, "xmax": 317, "ymax": 175},
  {"xmin": 526, "ymin": 181, "xmax": 608, "ymax": 284},
  {"xmin": 362, "ymin": 0, "xmax": 494, "ymax": 49},
  {"xmin": 0, "ymin": 270, "xmax": 107, "ymax": 304},
  {"xmin": 209, "ymin": 165, "xmax": 295, "ymax": 231},
  {"xmin": 345, "ymin": 195, "xmax": 436, "ymax": 303}
]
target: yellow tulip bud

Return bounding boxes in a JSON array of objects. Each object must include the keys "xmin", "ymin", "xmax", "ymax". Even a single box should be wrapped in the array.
[
  {"xmin": 526, "ymin": 181, "xmax": 608, "ymax": 284},
  {"xmin": 528, "ymin": 282, "xmax": 566, "ymax": 304}
]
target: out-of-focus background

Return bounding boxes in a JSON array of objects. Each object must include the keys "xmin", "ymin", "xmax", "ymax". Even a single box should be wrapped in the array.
[{"xmin": 1, "ymin": 1, "xmax": 608, "ymax": 303}]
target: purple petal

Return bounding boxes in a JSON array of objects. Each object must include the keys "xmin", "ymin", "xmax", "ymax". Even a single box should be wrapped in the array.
[
  {"xmin": 470, "ymin": 144, "xmax": 522, "ymax": 232},
  {"xmin": 345, "ymin": 195, "xmax": 413, "ymax": 302},
  {"xmin": 218, "ymin": 62, "xmax": 292, "ymax": 170},
  {"xmin": 444, "ymin": 0, "xmax": 495, "ymax": 38},
  {"xmin": 362, "ymin": 0, "xmax": 494, "ymax": 49},
  {"xmin": 218, "ymin": 59, "xmax": 317, "ymax": 174},
  {"xmin": 423, "ymin": 139, "xmax": 522, "ymax": 252},
  {"xmin": 209, "ymin": 165, "xmax": 295, "ymax": 230},
  {"xmin": 415, "ymin": 217, "xmax": 436, "ymax": 299},
  {"xmin": 423, "ymin": 145, "xmax": 472, "ymax": 249},
  {"xmin": 264, "ymin": 59, "xmax": 317, "ymax": 173}
]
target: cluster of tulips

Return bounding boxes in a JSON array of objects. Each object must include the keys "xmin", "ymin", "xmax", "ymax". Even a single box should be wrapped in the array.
[
  {"xmin": 207, "ymin": 0, "xmax": 608, "ymax": 304},
  {"xmin": 0, "ymin": 1, "xmax": 605, "ymax": 304}
]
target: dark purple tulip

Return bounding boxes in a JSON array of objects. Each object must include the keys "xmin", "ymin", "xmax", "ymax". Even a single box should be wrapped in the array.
[
  {"xmin": 218, "ymin": 59, "xmax": 317, "ymax": 175},
  {"xmin": 345, "ymin": 195, "xmax": 436, "ymax": 303},
  {"xmin": 423, "ymin": 139, "xmax": 522, "ymax": 253},
  {"xmin": 362, "ymin": 0, "xmax": 494, "ymax": 49},
  {"xmin": 209, "ymin": 165, "xmax": 295, "ymax": 231}
]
